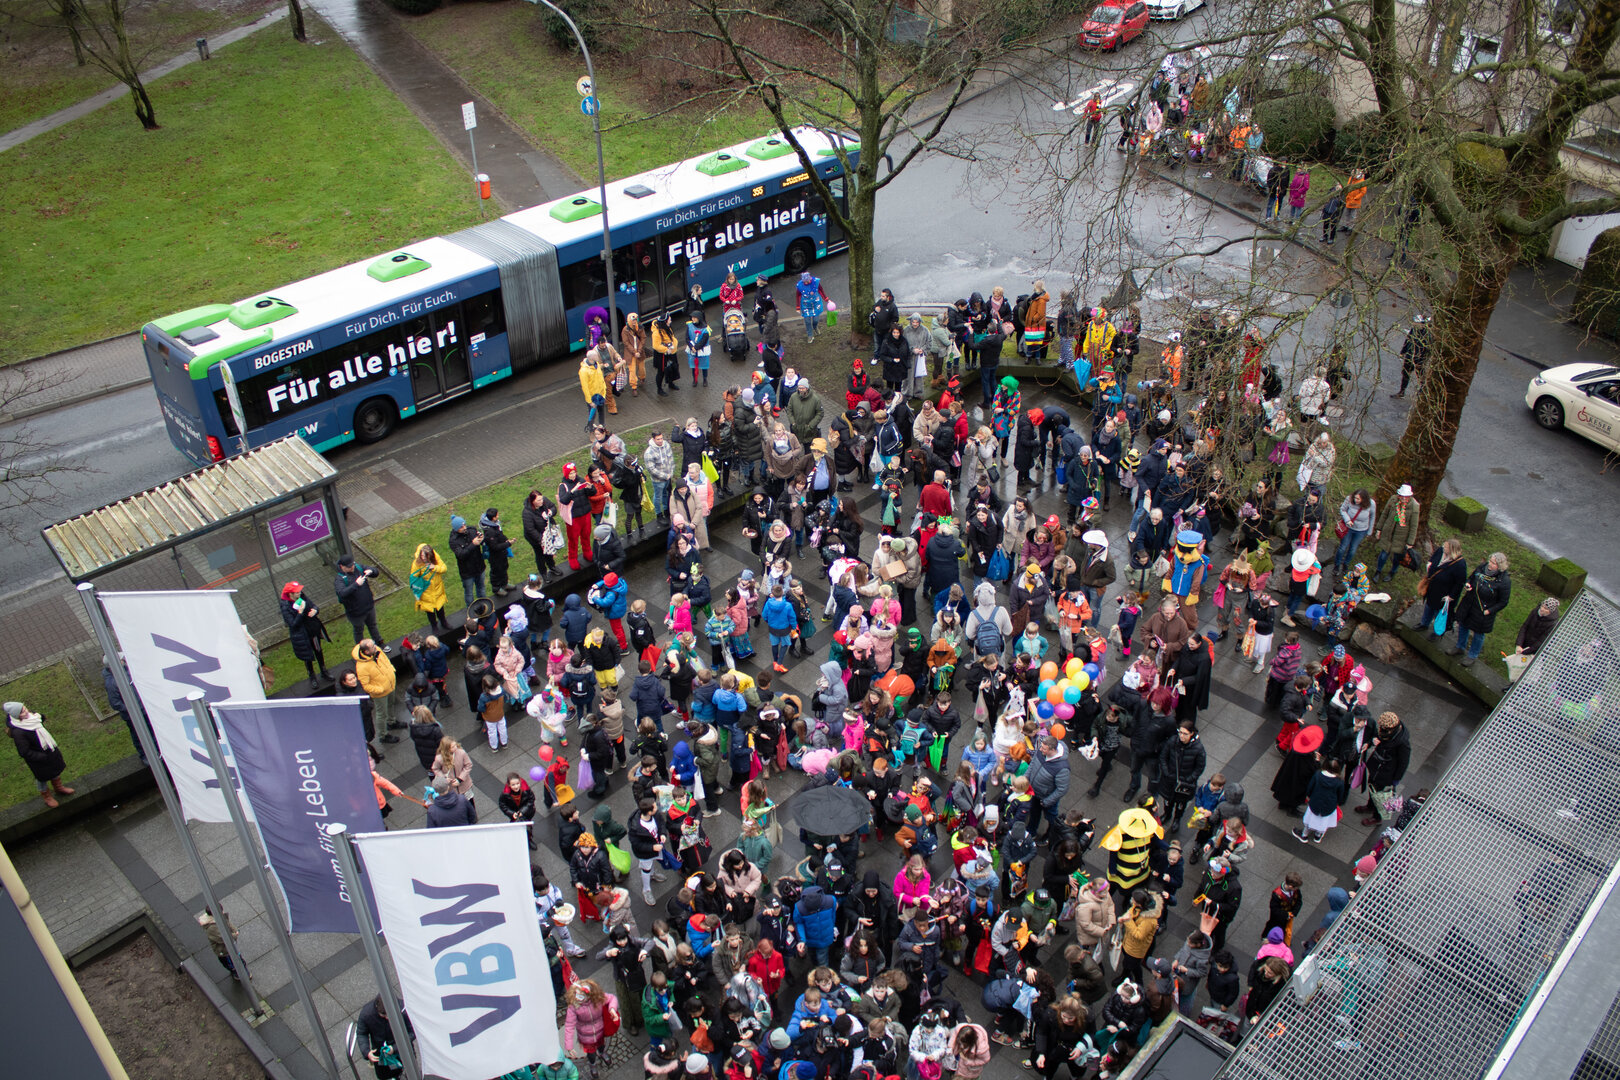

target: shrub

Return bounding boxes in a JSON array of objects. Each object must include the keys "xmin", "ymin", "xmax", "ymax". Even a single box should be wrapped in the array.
[
  {"xmin": 541, "ymin": 0, "xmax": 610, "ymax": 54},
  {"xmin": 378, "ymin": 0, "xmax": 439, "ymax": 13},
  {"xmin": 1573, "ymin": 226, "xmax": 1620, "ymax": 339},
  {"xmin": 1254, "ymin": 94, "xmax": 1335, "ymax": 160},
  {"xmin": 1335, "ymin": 111, "xmax": 1397, "ymax": 169}
]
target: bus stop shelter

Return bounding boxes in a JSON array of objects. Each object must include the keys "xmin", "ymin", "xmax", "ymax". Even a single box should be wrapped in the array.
[{"xmin": 41, "ymin": 436, "xmax": 350, "ymax": 650}]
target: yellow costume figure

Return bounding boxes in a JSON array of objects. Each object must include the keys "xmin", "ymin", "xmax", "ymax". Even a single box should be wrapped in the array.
[{"xmin": 1102, "ymin": 807, "xmax": 1163, "ymax": 893}]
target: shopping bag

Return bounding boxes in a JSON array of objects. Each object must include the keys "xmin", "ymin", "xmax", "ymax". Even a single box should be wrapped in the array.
[
  {"xmin": 1432, "ymin": 597, "xmax": 1451, "ymax": 635},
  {"xmin": 607, "ymin": 841, "xmax": 633, "ymax": 875},
  {"xmin": 1505, "ymin": 651, "xmax": 1532, "ymax": 682},
  {"xmin": 641, "ymin": 485, "xmax": 655, "ymax": 514},
  {"xmin": 1212, "ymin": 582, "xmax": 1226, "ymax": 609},
  {"xmin": 660, "ymin": 846, "xmax": 683, "ymax": 871},
  {"xmin": 694, "ymin": 771, "xmax": 707, "ymax": 803},
  {"xmin": 603, "ymin": 1001, "xmax": 621, "ymax": 1038},
  {"xmin": 1107, "ymin": 923, "xmax": 1124, "ymax": 971},
  {"xmin": 701, "ymin": 453, "xmax": 720, "ymax": 483},
  {"xmin": 1241, "ymin": 621, "xmax": 1256, "ymax": 658},
  {"xmin": 577, "ymin": 757, "xmax": 595, "ymax": 792},
  {"xmin": 929, "ymin": 734, "xmax": 947, "ymax": 772},
  {"xmin": 987, "ymin": 547, "xmax": 1010, "ymax": 583}
]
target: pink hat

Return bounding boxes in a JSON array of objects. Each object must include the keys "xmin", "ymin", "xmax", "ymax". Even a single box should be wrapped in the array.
[{"xmin": 1354, "ymin": 854, "xmax": 1378, "ymax": 880}]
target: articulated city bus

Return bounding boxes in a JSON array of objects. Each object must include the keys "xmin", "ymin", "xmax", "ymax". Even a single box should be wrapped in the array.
[{"xmin": 143, "ymin": 127, "xmax": 858, "ymax": 465}]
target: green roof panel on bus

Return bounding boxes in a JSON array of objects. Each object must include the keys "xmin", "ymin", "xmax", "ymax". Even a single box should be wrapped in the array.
[
  {"xmin": 697, "ymin": 152, "xmax": 749, "ymax": 176},
  {"xmin": 187, "ymin": 328, "xmax": 273, "ymax": 378},
  {"xmin": 817, "ymin": 143, "xmax": 857, "ymax": 157},
  {"xmin": 747, "ymin": 138, "xmax": 795, "ymax": 160},
  {"xmin": 550, "ymin": 196, "xmax": 602, "ymax": 223},
  {"xmin": 228, "ymin": 296, "xmax": 298, "ymax": 330},
  {"xmin": 367, "ymin": 251, "xmax": 431, "ymax": 282},
  {"xmin": 151, "ymin": 303, "xmax": 234, "ymax": 336}
]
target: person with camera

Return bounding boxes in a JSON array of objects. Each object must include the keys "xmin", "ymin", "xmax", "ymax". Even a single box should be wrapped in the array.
[{"xmin": 334, "ymin": 553, "xmax": 382, "ymax": 644}]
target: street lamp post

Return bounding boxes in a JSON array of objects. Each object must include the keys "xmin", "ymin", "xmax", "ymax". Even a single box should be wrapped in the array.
[{"xmin": 522, "ymin": 0, "xmax": 618, "ymax": 339}]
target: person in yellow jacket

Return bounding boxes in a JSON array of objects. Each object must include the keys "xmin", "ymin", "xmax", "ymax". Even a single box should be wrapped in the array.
[
  {"xmin": 649, "ymin": 315, "xmax": 681, "ymax": 396},
  {"xmin": 410, "ymin": 543, "xmax": 451, "ymax": 633},
  {"xmin": 1082, "ymin": 307, "xmax": 1116, "ymax": 369},
  {"xmin": 352, "ymin": 639, "xmax": 398, "ymax": 734},
  {"xmin": 579, "ymin": 350, "xmax": 608, "ymax": 431}
]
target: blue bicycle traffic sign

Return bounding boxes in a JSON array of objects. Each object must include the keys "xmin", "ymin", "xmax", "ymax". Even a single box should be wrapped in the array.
[{"xmin": 581, "ymin": 95, "xmax": 599, "ymax": 116}]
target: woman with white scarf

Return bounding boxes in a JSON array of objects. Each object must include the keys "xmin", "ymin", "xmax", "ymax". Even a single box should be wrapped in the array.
[{"xmin": 6, "ymin": 701, "xmax": 73, "ymax": 808}]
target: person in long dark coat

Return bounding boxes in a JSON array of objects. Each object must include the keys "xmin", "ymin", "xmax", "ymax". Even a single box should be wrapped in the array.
[
  {"xmin": 280, "ymin": 581, "xmax": 332, "ymax": 683},
  {"xmin": 1270, "ymin": 735, "xmax": 1321, "ymax": 813},
  {"xmin": 1171, "ymin": 631, "xmax": 1213, "ymax": 724},
  {"xmin": 6, "ymin": 701, "xmax": 72, "ymax": 808},
  {"xmin": 1013, "ymin": 408, "xmax": 1042, "ymax": 487}
]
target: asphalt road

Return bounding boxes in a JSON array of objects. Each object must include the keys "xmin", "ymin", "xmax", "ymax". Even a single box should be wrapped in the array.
[{"xmin": 6, "ymin": 14, "xmax": 1615, "ymax": 601}]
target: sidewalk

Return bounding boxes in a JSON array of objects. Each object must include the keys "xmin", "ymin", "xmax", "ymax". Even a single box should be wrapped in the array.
[
  {"xmin": 306, "ymin": 0, "xmax": 580, "ymax": 211},
  {"xmin": 0, "ymin": 9, "xmax": 288, "ymax": 154}
]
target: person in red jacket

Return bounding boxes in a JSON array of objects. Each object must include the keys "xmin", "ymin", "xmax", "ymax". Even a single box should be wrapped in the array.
[
  {"xmin": 847, "ymin": 359, "xmax": 870, "ymax": 411},
  {"xmin": 919, "ymin": 470, "xmax": 954, "ymax": 518},
  {"xmin": 746, "ymin": 938, "xmax": 786, "ymax": 1015},
  {"xmin": 558, "ymin": 463, "xmax": 595, "ymax": 569}
]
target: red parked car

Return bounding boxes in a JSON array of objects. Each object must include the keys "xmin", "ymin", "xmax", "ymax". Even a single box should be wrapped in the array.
[{"xmin": 1078, "ymin": 0, "xmax": 1150, "ymax": 49}]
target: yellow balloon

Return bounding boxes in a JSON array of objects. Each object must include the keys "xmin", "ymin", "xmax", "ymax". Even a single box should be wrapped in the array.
[
  {"xmin": 1065, "ymin": 657, "xmax": 1084, "ymax": 679},
  {"xmin": 1076, "ymin": 673, "xmax": 1090, "ymax": 691}
]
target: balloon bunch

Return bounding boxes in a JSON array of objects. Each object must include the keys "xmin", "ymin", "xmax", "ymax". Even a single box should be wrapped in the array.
[{"xmin": 1034, "ymin": 656, "xmax": 1102, "ymax": 722}]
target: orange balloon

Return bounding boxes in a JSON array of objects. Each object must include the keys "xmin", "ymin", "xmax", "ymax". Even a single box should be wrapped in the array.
[
  {"xmin": 1051, "ymin": 723, "xmax": 1067, "ymax": 741},
  {"xmin": 1045, "ymin": 684, "xmax": 1065, "ymax": 705},
  {"xmin": 1039, "ymin": 660, "xmax": 1060, "ymax": 682}
]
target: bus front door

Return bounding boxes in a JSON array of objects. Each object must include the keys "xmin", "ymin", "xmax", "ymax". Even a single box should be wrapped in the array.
[{"xmin": 405, "ymin": 311, "xmax": 472, "ymax": 408}]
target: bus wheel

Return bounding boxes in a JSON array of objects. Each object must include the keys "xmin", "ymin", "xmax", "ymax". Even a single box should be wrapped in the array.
[
  {"xmin": 354, "ymin": 398, "xmax": 397, "ymax": 443},
  {"xmin": 784, "ymin": 239, "xmax": 815, "ymax": 275}
]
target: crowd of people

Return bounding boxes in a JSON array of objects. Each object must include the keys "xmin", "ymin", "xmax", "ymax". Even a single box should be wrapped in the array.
[{"xmin": 76, "ymin": 271, "xmax": 1550, "ymax": 1080}]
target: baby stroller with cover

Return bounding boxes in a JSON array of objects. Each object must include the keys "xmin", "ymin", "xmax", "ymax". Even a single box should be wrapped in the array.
[{"xmin": 723, "ymin": 309, "xmax": 750, "ymax": 364}]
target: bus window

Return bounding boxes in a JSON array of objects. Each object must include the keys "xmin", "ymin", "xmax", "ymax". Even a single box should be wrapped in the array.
[
  {"xmin": 563, "ymin": 256, "xmax": 607, "ymax": 308},
  {"xmin": 463, "ymin": 290, "xmax": 506, "ymax": 339},
  {"xmin": 213, "ymin": 387, "xmax": 241, "ymax": 437}
]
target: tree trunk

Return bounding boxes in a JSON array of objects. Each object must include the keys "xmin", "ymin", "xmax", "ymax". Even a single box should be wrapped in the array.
[
  {"xmin": 131, "ymin": 77, "xmax": 159, "ymax": 129},
  {"xmin": 1379, "ymin": 248, "xmax": 1511, "ymax": 532},
  {"xmin": 289, "ymin": 0, "xmax": 307, "ymax": 41},
  {"xmin": 846, "ymin": 178, "xmax": 877, "ymax": 353}
]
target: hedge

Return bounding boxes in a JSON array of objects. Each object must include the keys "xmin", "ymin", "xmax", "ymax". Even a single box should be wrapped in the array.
[
  {"xmin": 1574, "ymin": 226, "xmax": 1620, "ymax": 339},
  {"xmin": 1255, "ymin": 94, "xmax": 1335, "ymax": 161}
]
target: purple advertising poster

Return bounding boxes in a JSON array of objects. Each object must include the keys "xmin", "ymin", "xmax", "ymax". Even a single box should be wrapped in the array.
[
  {"xmin": 267, "ymin": 501, "xmax": 331, "ymax": 557},
  {"xmin": 213, "ymin": 698, "xmax": 382, "ymax": 932}
]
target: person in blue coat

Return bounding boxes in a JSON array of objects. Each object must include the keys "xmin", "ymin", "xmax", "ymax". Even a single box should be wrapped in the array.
[
  {"xmin": 796, "ymin": 272, "xmax": 830, "ymax": 343},
  {"xmin": 762, "ymin": 585, "xmax": 799, "ymax": 671},
  {"xmin": 792, "ymin": 885, "xmax": 839, "ymax": 966},
  {"xmin": 786, "ymin": 985, "xmax": 837, "ymax": 1041},
  {"xmin": 671, "ymin": 740, "xmax": 698, "ymax": 788},
  {"xmin": 587, "ymin": 571, "xmax": 630, "ymax": 650},
  {"xmin": 559, "ymin": 594, "xmax": 592, "ymax": 649}
]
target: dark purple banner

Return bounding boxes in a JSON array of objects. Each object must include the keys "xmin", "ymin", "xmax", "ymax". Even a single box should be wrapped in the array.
[{"xmin": 214, "ymin": 698, "xmax": 382, "ymax": 932}]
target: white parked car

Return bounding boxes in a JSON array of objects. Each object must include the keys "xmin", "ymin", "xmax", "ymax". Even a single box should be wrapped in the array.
[
  {"xmin": 1525, "ymin": 362, "xmax": 1620, "ymax": 451},
  {"xmin": 1144, "ymin": 0, "xmax": 1205, "ymax": 18}
]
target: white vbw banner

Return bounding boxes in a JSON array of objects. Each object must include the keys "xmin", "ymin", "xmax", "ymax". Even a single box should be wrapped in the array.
[
  {"xmin": 353, "ymin": 824, "xmax": 559, "ymax": 1080},
  {"xmin": 100, "ymin": 591, "xmax": 264, "ymax": 823}
]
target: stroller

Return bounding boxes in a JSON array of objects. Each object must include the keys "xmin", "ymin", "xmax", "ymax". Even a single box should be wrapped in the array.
[{"xmin": 723, "ymin": 309, "xmax": 750, "ymax": 364}]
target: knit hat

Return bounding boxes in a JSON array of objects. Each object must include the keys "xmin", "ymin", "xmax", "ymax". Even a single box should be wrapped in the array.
[
  {"xmin": 594, "ymin": 524, "xmax": 612, "ymax": 542},
  {"xmin": 768, "ymin": 1029, "xmax": 791, "ymax": 1050},
  {"xmin": 686, "ymin": 1053, "xmax": 710, "ymax": 1073},
  {"xmin": 905, "ymin": 804, "xmax": 923, "ymax": 822},
  {"xmin": 1267, "ymin": 927, "xmax": 1286, "ymax": 944},
  {"xmin": 604, "ymin": 572, "xmax": 619, "ymax": 587},
  {"xmin": 1333, "ymin": 644, "xmax": 1345, "ymax": 660},
  {"xmin": 450, "ymin": 514, "xmax": 467, "ymax": 530},
  {"xmin": 795, "ymin": 1064, "xmax": 816, "ymax": 1080}
]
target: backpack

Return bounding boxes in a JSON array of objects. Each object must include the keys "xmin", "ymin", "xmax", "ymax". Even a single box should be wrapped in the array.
[{"xmin": 974, "ymin": 610, "xmax": 1006, "ymax": 656}]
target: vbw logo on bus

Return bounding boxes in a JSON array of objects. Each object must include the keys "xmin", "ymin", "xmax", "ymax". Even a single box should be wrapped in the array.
[
  {"xmin": 413, "ymin": 878, "xmax": 524, "ymax": 1045},
  {"xmin": 667, "ymin": 197, "xmax": 810, "ymax": 267},
  {"xmin": 264, "ymin": 322, "xmax": 456, "ymax": 415}
]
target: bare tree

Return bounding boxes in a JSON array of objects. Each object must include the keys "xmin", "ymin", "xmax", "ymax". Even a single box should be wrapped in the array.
[
  {"xmin": 54, "ymin": 0, "xmax": 159, "ymax": 128},
  {"xmin": 0, "ymin": 369, "xmax": 92, "ymax": 541},
  {"xmin": 619, "ymin": 0, "xmax": 1024, "ymax": 347},
  {"xmin": 289, "ymin": 0, "xmax": 305, "ymax": 43},
  {"xmin": 962, "ymin": 0, "xmax": 1620, "ymax": 530}
]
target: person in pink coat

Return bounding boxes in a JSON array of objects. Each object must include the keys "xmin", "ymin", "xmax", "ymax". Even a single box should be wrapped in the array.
[
  {"xmin": 1288, "ymin": 169, "xmax": 1311, "ymax": 220},
  {"xmin": 563, "ymin": 979, "xmax": 619, "ymax": 1079},
  {"xmin": 893, "ymin": 854, "xmax": 932, "ymax": 912}
]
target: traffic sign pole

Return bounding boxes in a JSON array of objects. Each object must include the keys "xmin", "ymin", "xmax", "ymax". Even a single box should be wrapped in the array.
[{"xmin": 461, "ymin": 101, "xmax": 481, "ymax": 207}]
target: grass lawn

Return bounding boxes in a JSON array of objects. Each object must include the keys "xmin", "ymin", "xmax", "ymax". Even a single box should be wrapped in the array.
[
  {"xmin": 1310, "ymin": 446, "xmax": 1553, "ymax": 681},
  {"xmin": 0, "ymin": 0, "xmax": 281, "ymax": 133},
  {"xmin": 0, "ymin": 17, "xmax": 478, "ymax": 365},
  {"xmin": 0, "ymin": 663, "xmax": 131, "ymax": 810},
  {"xmin": 257, "ymin": 424, "xmax": 660, "ymax": 692},
  {"xmin": 389, "ymin": 2, "xmax": 782, "ymax": 184}
]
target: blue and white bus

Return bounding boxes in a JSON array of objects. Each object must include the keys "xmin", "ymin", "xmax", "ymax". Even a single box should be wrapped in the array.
[{"xmin": 143, "ymin": 127, "xmax": 857, "ymax": 465}]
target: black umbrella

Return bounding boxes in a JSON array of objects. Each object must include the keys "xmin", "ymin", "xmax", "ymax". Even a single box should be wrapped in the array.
[{"xmin": 790, "ymin": 785, "xmax": 873, "ymax": 836}]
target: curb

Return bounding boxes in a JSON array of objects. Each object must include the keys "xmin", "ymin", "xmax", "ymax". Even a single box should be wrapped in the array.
[
  {"xmin": 0, "ymin": 376, "xmax": 151, "ymax": 422},
  {"xmin": 0, "ymin": 754, "xmax": 155, "ymax": 848}
]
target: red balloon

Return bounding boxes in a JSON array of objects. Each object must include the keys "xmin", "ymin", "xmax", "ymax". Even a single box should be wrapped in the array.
[{"xmin": 537, "ymin": 745, "xmax": 555, "ymax": 763}]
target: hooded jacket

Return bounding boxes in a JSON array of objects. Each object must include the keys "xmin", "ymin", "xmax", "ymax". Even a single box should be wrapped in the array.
[
  {"xmin": 793, "ymin": 885, "xmax": 839, "ymax": 947},
  {"xmin": 816, "ymin": 661, "xmax": 849, "ymax": 718},
  {"xmin": 559, "ymin": 594, "xmax": 592, "ymax": 645}
]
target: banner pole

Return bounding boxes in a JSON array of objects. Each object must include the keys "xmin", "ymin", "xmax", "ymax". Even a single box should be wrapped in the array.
[
  {"xmin": 190, "ymin": 695, "xmax": 341, "ymax": 1080},
  {"xmin": 327, "ymin": 823, "xmax": 423, "ymax": 1080},
  {"xmin": 76, "ymin": 583, "xmax": 261, "ymax": 1013}
]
